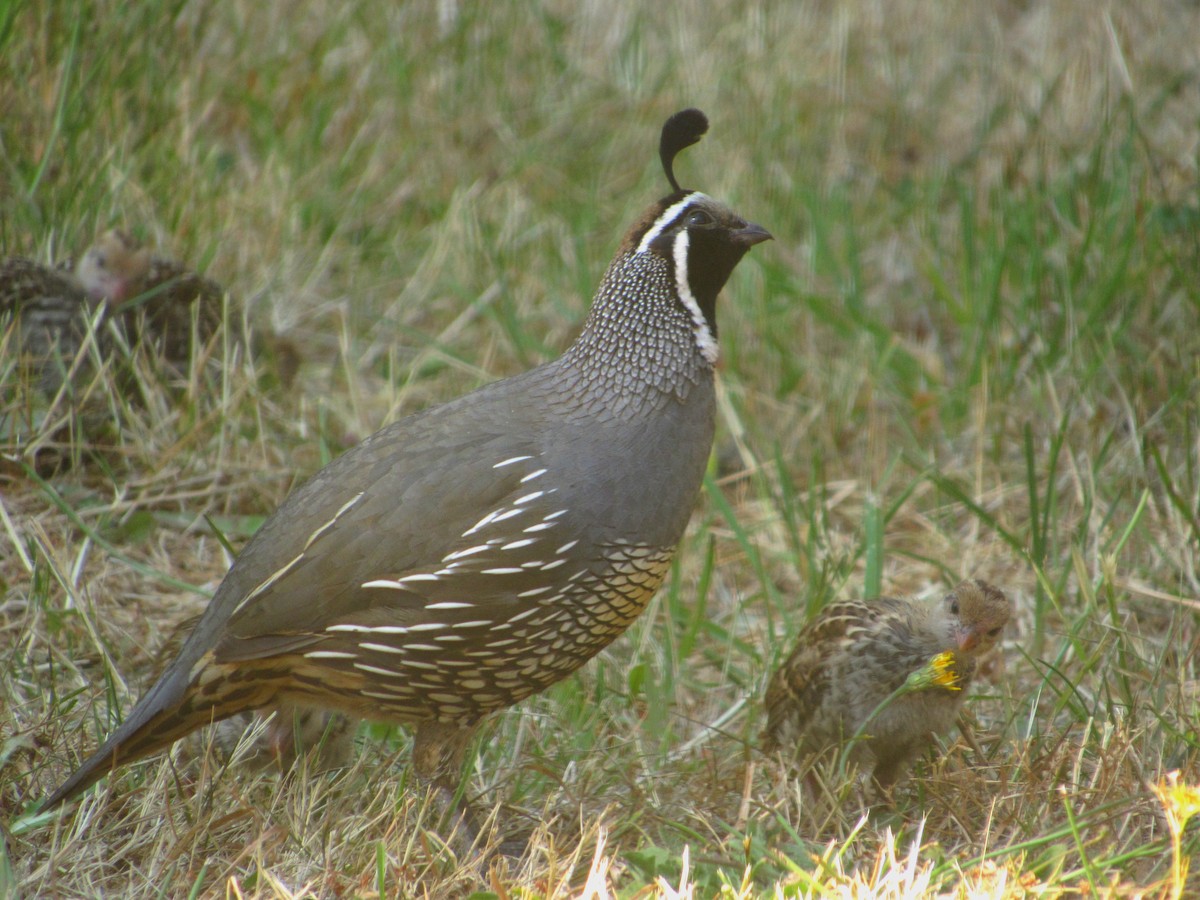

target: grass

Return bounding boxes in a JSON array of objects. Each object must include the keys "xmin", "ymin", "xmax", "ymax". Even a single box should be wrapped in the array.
[{"xmin": 2, "ymin": 0, "xmax": 1199, "ymax": 896}]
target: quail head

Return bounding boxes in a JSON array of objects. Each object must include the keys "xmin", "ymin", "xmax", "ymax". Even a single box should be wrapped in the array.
[
  {"xmin": 45, "ymin": 109, "xmax": 770, "ymax": 840},
  {"xmin": 762, "ymin": 579, "xmax": 1012, "ymax": 791}
]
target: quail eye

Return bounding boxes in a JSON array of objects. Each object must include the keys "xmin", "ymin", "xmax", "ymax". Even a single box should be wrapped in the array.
[
  {"xmin": 949, "ymin": 600, "xmax": 959, "ymax": 615},
  {"xmin": 987, "ymin": 626, "xmax": 1003, "ymax": 637},
  {"xmin": 685, "ymin": 209, "xmax": 714, "ymax": 227}
]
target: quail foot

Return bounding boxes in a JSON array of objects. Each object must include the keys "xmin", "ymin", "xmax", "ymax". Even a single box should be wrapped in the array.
[
  {"xmin": 45, "ymin": 109, "xmax": 771, "ymax": 847},
  {"xmin": 762, "ymin": 579, "xmax": 1012, "ymax": 796}
]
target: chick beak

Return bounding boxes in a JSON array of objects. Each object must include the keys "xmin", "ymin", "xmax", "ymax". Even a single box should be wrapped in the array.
[{"xmin": 957, "ymin": 627, "xmax": 980, "ymax": 653}]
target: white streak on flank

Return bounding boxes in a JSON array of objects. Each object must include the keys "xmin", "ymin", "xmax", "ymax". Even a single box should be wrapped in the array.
[
  {"xmin": 354, "ymin": 662, "xmax": 400, "ymax": 677},
  {"xmin": 544, "ymin": 509, "xmax": 568, "ymax": 520},
  {"xmin": 303, "ymin": 650, "xmax": 357, "ymax": 660},
  {"xmin": 443, "ymin": 544, "xmax": 491, "ymax": 562},
  {"xmin": 401, "ymin": 659, "xmax": 437, "ymax": 670},
  {"xmin": 501, "ymin": 538, "xmax": 537, "ymax": 550},
  {"xmin": 408, "ymin": 622, "xmax": 446, "ymax": 632},
  {"xmin": 482, "ymin": 567, "xmax": 523, "ymax": 575},
  {"xmin": 328, "ymin": 623, "xmax": 407, "ymax": 634},
  {"xmin": 462, "ymin": 509, "xmax": 502, "ymax": 537},
  {"xmin": 234, "ymin": 553, "xmax": 304, "ymax": 615},
  {"xmin": 517, "ymin": 585, "xmax": 554, "ymax": 598},
  {"xmin": 673, "ymin": 229, "xmax": 719, "ymax": 364},
  {"xmin": 361, "ymin": 572, "xmax": 439, "ymax": 589},
  {"xmin": 454, "ymin": 620, "xmax": 495, "ymax": 629},
  {"xmin": 540, "ymin": 559, "xmax": 567, "ymax": 570},
  {"xmin": 519, "ymin": 468, "xmax": 547, "ymax": 483},
  {"xmin": 508, "ymin": 607, "xmax": 539, "ymax": 622},
  {"xmin": 493, "ymin": 455, "xmax": 534, "ymax": 469},
  {"xmin": 490, "ymin": 508, "xmax": 525, "ymax": 524},
  {"xmin": 404, "ymin": 643, "xmax": 441, "ymax": 651},
  {"xmin": 359, "ymin": 642, "xmax": 406, "ymax": 655},
  {"xmin": 523, "ymin": 522, "xmax": 557, "ymax": 533},
  {"xmin": 426, "ymin": 601, "xmax": 475, "ymax": 610},
  {"xmin": 636, "ymin": 192, "xmax": 706, "ymax": 253},
  {"xmin": 304, "ymin": 491, "xmax": 366, "ymax": 550},
  {"xmin": 520, "ymin": 560, "xmax": 546, "ymax": 568},
  {"xmin": 556, "ymin": 539, "xmax": 580, "ymax": 553},
  {"xmin": 512, "ymin": 490, "xmax": 545, "ymax": 506}
]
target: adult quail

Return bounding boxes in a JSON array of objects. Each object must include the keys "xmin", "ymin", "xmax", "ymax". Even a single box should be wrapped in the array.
[
  {"xmin": 45, "ymin": 110, "xmax": 771, "ymax": 825},
  {"xmin": 761, "ymin": 579, "xmax": 1011, "ymax": 791}
]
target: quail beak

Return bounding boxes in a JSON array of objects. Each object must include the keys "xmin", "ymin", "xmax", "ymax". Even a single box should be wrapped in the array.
[
  {"xmin": 731, "ymin": 222, "xmax": 773, "ymax": 247},
  {"xmin": 957, "ymin": 627, "xmax": 980, "ymax": 653}
]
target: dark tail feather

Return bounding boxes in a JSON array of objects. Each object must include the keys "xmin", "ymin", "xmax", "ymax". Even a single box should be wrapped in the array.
[{"xmin": 44, "ymin": 661, "xmax": 217, "ymax": 809}]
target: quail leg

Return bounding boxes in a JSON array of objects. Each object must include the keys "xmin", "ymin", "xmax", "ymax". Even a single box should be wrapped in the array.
[{"xmin": 412, "ymin": 720, "xmax": 487, "ymax": 844}]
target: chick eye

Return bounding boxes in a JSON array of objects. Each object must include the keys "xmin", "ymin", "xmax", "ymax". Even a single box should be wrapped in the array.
[
  {"xmin": 987, "ymin": 627, "xmax": 1003, "ymax": 637},
  {"xmin": 685, "ymin": 209, "xmax": 714, "ymax": 227},
  {"xmin": 949, "ymin": 600, "xmax": 960, "ymax": 615}
]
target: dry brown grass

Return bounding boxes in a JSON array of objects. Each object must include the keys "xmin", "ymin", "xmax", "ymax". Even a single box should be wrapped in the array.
[{"xmin": 3, "ymin": 1, "xmax": 1200, "ymax": 896}]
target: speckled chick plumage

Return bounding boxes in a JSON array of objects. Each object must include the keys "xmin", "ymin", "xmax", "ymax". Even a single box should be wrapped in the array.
[
  {"xmin": 2, "ymin": 231, "xmax": 228, "ymax": 387},
  {"xmin": 46, "ymin": 109, "xmax": 771, "ymax": 814},
  {"xmin": 76, "ymin": 229, "xmax": 227, "ymax": 367},
  {"xmin": 762, "ymin": 579, "xmax": 1011, "ymax": 788},
  {"xmin": 1, "ymin": 256, "xmax": 98, "ymax": 391}
]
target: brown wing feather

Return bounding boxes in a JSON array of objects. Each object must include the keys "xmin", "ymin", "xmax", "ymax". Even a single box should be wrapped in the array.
[{"xmin": 761, "ymin": 597, "xmax": 906, "ymax": 751}]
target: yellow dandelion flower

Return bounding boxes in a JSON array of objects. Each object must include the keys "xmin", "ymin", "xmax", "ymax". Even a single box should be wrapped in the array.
[
  {"xmin": 1154, "ymin": 771, "xmax": 1200, "ymax": 900},
  {"xmin": 904, "ymin": 651, "xmax": 961, "ymax": 692}
]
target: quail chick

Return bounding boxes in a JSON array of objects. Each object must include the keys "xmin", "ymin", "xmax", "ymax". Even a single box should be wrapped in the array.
[
  {"xmin": 2, "ymin": 231, "xmax": 226, "ymax": 380},
  {"xmin": 762, "ymin": 579, "xmax": 1011, "ymax": 791},
  {"xmin": 76, "ymin": 230, "xmax": 228, "ymax": 368},
  {"xmin": 213, "ymin": 704, "xmax": 358, "ymax": 773},
  {"xmin": 1, "ymin": 256, "xmax": 97, "ymax": 392}
]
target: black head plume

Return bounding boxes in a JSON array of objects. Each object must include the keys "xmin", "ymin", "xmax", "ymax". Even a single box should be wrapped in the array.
[{"xmin": 660, "ymin": 108, "xmax": 709, "ymax": 193}]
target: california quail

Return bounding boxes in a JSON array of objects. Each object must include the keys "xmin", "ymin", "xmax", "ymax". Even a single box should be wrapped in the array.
[
  {"xmin": 761, "ymin": 580, "xmax": 1011, "ymax": 791},
  {"xmin": 45, "ymin": 110, "xmax": 771, "ymax": 827}
]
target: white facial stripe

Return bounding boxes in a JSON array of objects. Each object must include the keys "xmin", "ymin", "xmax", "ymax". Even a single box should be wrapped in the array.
[
  {"xmin": 672, "ymin": 229, "xmax": 719, "ymax": 364},
  {"xmin": 636, "ymin": 192, "xmax": 710, "ymax": 253}
]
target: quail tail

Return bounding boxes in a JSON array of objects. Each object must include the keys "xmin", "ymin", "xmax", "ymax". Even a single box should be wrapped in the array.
[{"xmin": 44, "ymin": 659, "xmax": 257, "ymax": 809}]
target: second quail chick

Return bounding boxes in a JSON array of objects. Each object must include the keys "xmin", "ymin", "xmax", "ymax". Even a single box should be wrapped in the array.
[
  {"xmin": 762, "ymin": 580, "xmax": 1012, "ymax": 792},
  {"xmin": 213, "ymin": 705, "xmax": 358, "ymax": 773},
  {"xmin": 75, "ymin": 230, "xmax": 228, "ymax": 368},
  {"xmin": 0, "ymin": 257, "xmax": 96, "ymax": 392}
]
